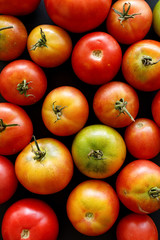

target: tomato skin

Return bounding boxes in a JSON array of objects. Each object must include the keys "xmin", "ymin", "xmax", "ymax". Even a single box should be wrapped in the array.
[
  {"xmin": 106, "ymin": 0, "xmax": 152, "ymax": 45},
  {"xmin": 122, "ymin": 40, "xmax": 160, "ymax": 91},
  {"xmin": 66, "ymin": 180, "xmax": 119, "ymax": 236},
  {"xmin": 153, "ymin": 0, "xmax": 160, "ymax": 37},
  {"xmin": 0, "ymin": 103, "xmax": 33, "ymax": 155},
  {"xmin": 71, "ymin": 124, "xmax": 126, "ymax": 178},
  {"xmin": 93, "ymin": 81, "xmax": 139, "ymax": 128},
  {"xmin": 116, "ymin": 159, "xmax": 160, "ymax": 214},
  {"xmin": 44, "ymin": 0, "xmax": 112, "ymax": 33},
  {"xmin": 15, "ymin": 138, "xmax": 74, "ymax": 194},
  {"xmin": 42, "ymin": 86, "xmax": 89, "ymax": 136},
  {"xmin": 116, "ymin": 213, "xmax": 158, "ymax": 240},
  {"xmin": 0, "ymin": 156, "xmax": 18, "ymax": 204},
  {"xmin": 151, "ymin": 90, "xmax": 160, "ymax": 127},
  {"xmin": 27, "ymin": 25, "xmax": 72, "ymax": 68},
  {"xmin": 0, "ymin": 15, "xmax": 27, "ymax": 61},
  {"xmin": 124, "ymin": 118, "xmax": 160, "ymax": 159},
  {"xmin": 1, "ymin": 198, "xmax": 59, "ymax": 240},
  {"xmin": 71, "ymin": 32, "xmax": 122, "ymax": 85},
  {"xmin": 0, "ymin": 59, "xmax": 47, "ymax": 106}
]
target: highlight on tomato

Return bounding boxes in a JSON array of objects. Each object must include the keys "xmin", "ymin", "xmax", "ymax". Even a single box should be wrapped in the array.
[{"xmin": 151, "ymin": 90, "xmax": 160, "ymax": 127}]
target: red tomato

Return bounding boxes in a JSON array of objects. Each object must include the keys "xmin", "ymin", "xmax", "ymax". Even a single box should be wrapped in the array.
[
  {"xmin": 106, "ymin": 0, "xmax": 152, "ymax": 45},
  {"xmin": 44, "ymin": 0, "xmax": 112, "ymax": 33},
  {"xmin": 116, "ymin": 213, "xmax": 158, "ymax": 240},
  {"xmin": 0, "ymin": 103, "xmax": 33, "ymax": 155},
  {"xmin": 93, "ymin": 81, "xmax": 139, "ymax": 128},
  {"xmin": 0, "ymin": 59, "xmax": 47, "ymax": 105},
  {"xmin": 0, "ymin": 15, "xmax": 27, "ymax": 61},
  {"xmin": 116, "ymin": 159, "xmax": 160, "ymax": 214},
  {"xmin": 15, "ymin": 137, "xmax": 74, "ymax": 194},
  {"xmin": 66, "ymin": 180, "xmax": 119, "ymax": 236},
  {"xmin": 1, "ymin": 198, "xmax": 59, "ymax": 240},
  {"xmin": 124, "ymin": 118, "xmax": 160, "ymax": 159},
  {"xmin": 27, "ymin": 25, "xmax": 72, "ymax": 68},
  {"xmin": 71, "ymin": 32, "xmax": 122, "ymax": 85},
  {"xmin": 42, "ymin": 86, "xmax": 89, "ymax": 136},
  {"xmin": 122, "ymin": 40, "xmax": 160, "ymax": 91},
  {"xmin": 0, "ymin": 0, "xmax": 41, "ymax": 15},
  {"xmin": 151, "ymin": 90, "xmax": 160, "ymax": 127},
  {"xmin": 0, "ymin": 156, "xmax": 18, "ymax": 204}
]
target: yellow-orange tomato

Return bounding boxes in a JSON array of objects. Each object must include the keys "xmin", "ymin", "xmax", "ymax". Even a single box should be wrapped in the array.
[{"xmin": 27, "ymin": 24, "xmax": 72, "ymax": 68}]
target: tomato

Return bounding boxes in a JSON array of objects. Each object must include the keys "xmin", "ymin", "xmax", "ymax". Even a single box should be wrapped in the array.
[
  {"xmin": 93, "ymin": 81, "xmax": 139, "ymax": 128},
  {"xmin": 71, "ymin": 124, "xmax": 126, "ymax": 178},
  {"xmin": 116, "ymin": 213, "xmax": 158, "ymax": 240},
  {"xmin": 0, "ymin": 103, "xmax": 33, "ymax": 155},
  {"xmin": 116, "ymin": 159, "xmax": 160, "ymax": 214},
  {"xmin": 0, "ymin": 156, "xmax": 18, "ymax": 204},
  {"xmin": 0, "ymin": 0, "xmax": 41, "ymax": 15},
  {"xmin": 66, "ymin": 180, "xmax": 119, "ymax": 236},
  {"xmin": 0, "ymin": 15, "xmax": 27, "ymax": 61},
  {"xmin": 151, "ymin": 90, "xmax": 160, "ymax": 127},
  {"xmin": 71, "ymin": 32, "xmax": 122, "ymax": 85},
  {"xmin": 1, "ymin": 198, "xmax": 59, "ymax": 240},
  {"xmin": 122, "ymin": 40, "xmax": 160, "ymax": 91},
  {"xmin": 153, "ymin": 0, "xmax": 160, "ymax": 37},
  {"xmin": 15, "ymin": 137, "xmax": 73, "ymax": 194},
  {"xmin": 27, "ymin": 25, "xmax": 72, "ymax": 68},
  {"xmin": 106, "ymin": 0, "xmax": 152, "ymax": 45},
  {"xmin": 44, "ymin": 0, "xmax": 112, "ymax": 33},
  {"xmin": 124, "ymin": 118, "xmax": 160, "ymax": 159},
  {"xmin": 42, "ymin": 86, "xmax": 89, "ymax": 136},
  {"xmin": 0, "ymin": 59, "xmax": 47, "ymax": 106}
]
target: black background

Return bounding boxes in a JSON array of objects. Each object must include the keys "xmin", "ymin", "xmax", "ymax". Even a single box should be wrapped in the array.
[{"xmin": 0, "ymin": 0, "xmax": 160, "ymax": 239}]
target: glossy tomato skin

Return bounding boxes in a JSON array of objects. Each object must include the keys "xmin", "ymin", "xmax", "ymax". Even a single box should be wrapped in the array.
[
  {"xmin": 153, "ymin": 0, "xmax": 160, "ymax": 37},
  {"xmin": 116, "ymin": 159, "xmax": 160, "ymax": 214},
  {"xmin": 122, "ymin": 40, "xmax": 160, "ymax": 91},
  {"xmin": 0, "ymin": 156, "xmax": 18, "ymax": 204},
  {"xmin": 15, "ymin": 138, "xmax": 74, "ymax": 194},
  {"xmin": 151, "ymin": 90, "xmax": 160, "ymax": 127},
  {"xmin": 124, "ymin": 118, "xmax": 160, "ymax": 159},
  {"xmin": 0, "ymin": 59, "xmax": 47, "ymax": 105},
  {"xmin": 93, "ymin": 81, "xmax": 139, "ymax": 128},
  {"xmin": 42, "ymin": 86, "xmax": 89, "ymax": 136},
  {"xmin": 1, "ymin": 198, "xmax": 59, "ymax": 240},
  {"xmin": 0, "ymin": 103, "xmax": 33, "ymax": 155},
  {"xmin": 27, "ymin": 25, "xmax": 72, "ymax": 68},
  {"xmin": 66, "ymin": 180, "xmax": 119, "ymax": 236},
  {"xmin": 44, "ymin": 0, "xmax": 112, "ymax": 33},
  {"xmin": 0, "ymin": 15, "xmax": 27, "ymax": 61},
  {"xmin": 71, "ymin": 32, "xmax": 122, "ymax": 85},
  {"xmin": 116, "ymin": 213, "xmax": 158, "ymax": 240},
  {"xmin": 71, "ymin": 124, "xmax": 126, "ymax": 178},
  {"xmin": 106, "ymin": 0, "xmax": 152, "ymax": 45}
]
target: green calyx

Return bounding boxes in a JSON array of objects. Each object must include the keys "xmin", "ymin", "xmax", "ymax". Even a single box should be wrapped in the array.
[
  {"xmin": 115, "ymin": 98, "xmax": 135, "ymax": 122},
  {"xmin": 88, "ymin": 150, "xmax": 104, "ymax": 160},
  {"xmin": 17, "ymin": 80, "xmax": 32, "ymax": 97},
  {"xmin": 52, "ymin": 101, "xmax": 67, "ymax": 123},
  {"xmin": 31, "ymin": 135, "xmax": 46, "ymax": 161},
  {"xmin": 0, "ymin": 26, "xmax": 13, "ymax": 32},
  {"xmin": 141, "ymin": 55, "xmax": 160, "ymax": 66},
  {"xmin": 0, "ymin": 118, "xmax": 19, "ymax": 132},
  {"xmin": 148, "ymin": 187, "xmax": 160, "ymax": 199},
  {"xmin": 30, "ymin": 28, "xmax": 48, "ymax": 50}
]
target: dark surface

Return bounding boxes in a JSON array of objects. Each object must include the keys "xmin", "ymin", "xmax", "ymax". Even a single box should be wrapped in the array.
[{"xmin": 0, "ymin": 0, "xmax": 160, "ymax": 239}]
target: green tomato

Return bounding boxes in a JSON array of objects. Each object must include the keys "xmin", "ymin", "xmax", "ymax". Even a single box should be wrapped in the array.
[{"xmin": 153, "ymin": 0, "xmax": 160, "ymax": 37}]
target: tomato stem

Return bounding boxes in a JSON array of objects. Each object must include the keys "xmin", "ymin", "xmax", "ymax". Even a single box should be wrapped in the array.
[
  {"xmin": 30, "ymin": 28, "xmax": 48, "ymax": 50},
  {"xmin": 141, "ymin": 55, "xmax": 160, "ymax": 66},
  {"xmin": 31, "ymin": 135, "xmax": 46, "ymax": 161},
  {"xmin": 0, "ymin": 26, "xmax": 13, "ymax": 31},
  {"xmin": 88, "ymin": 150, "xmax": 104, "ymax": 160},
  {"xmin": 0, "ymin": 119, "xmax": 19, "ymax": 132},
  {"xmin": 148, "ymin": 187, "xmax": 160, "ymax": 199},
  {"xmin": 115, "ymin": 98, "xmax": 135, "ymax": 122},
  {"xmin": 21, "ymin": 229, "xmax": 30, "ymax": 239},
  {"xmin": 17, "ymin": 80, "xmax": 33, "ymax": 97},
  {"xmin": 52, "ymin": 101, "xmax": 67, "ymax": 123}
]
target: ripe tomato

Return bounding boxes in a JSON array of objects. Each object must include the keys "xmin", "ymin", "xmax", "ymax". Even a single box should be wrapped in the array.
[
  {"xmin": 27, "ymin": 25, "xmax": 72, "ymax": 68},
  {"xmin": 0, "ymin": 156, "xmax": 18, "ymax": 204},
  {"xmin": 0, "ymin": 15, "xmax": 27, "ymax": 61},
  {"xmin": 15, "ymin": 137, "xmax": 73, "ymax": 194},
  {"xmin": 42, "ymin": 86, "xmax": 89, "ymax": 136},
  {"xmin": 0, "ymin": 0, "xmax": 41, "ymax": 15},
  {"xmin": 116, "ymin": 159, "xmax": 160, "ymax": 214},
  {"xmin": 0, "ymin": 103, "xmax": 33, "ymax": 155},
  {"xmin": 151, "ymin": 90, "xmax": 160, "ymax": 127},
  {"xmin": 71, "ymin": 32, "xmax": 122, "ymax": 85},
  {"xmin": 1, "ymin": 198, "xmax": 59, "ymax": 240},
  {"xmin": 116, "ymin": 213, "xmax": 158, "ymax": 240},
  {"xmin": 153, "ymin": 0, "xmax": 160, "ymax": 37},
  {"xmin": 106, "ymin": 0, "xmax": 152, "ymax": 45},
  {"xmin": 71, "ymin": 124, "xmax": 126, "ymax": 178},
  {"xmin": 122, "ymin": 40, "xmax": 160, "ymax": 91},
  {"xmin": 66, "ymin": 180, "xmax": 119, "ymax": 236},
  {"xmin": 93, "ymin": 81, "xmax": 139, "ymax": 128},
  {"xmin": 124, "ymin": 118, "xmax": 160, "ymax": 159},
  {"xmin": 0, "ymin": 59, "xmax": 47, "ymax": 106},
  {"xmin": 44, "ymin": 0, "xmax": 112, "ymax": 33}
]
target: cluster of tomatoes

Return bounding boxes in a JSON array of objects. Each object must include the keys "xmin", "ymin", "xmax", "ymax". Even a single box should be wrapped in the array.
[{"xmin": 0, "ymin": 0, "xmax": 160, "ymax": 239}]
